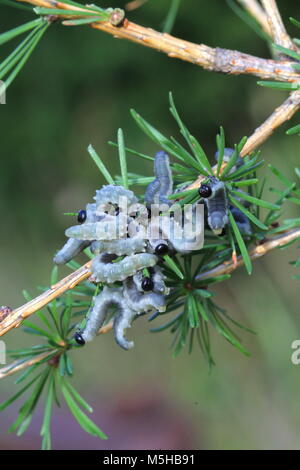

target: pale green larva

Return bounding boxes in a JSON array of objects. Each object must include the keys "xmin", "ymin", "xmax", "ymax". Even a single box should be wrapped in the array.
[{"xmin": 90, "ymin": 253, "xmax": 158, "ymax": 284}]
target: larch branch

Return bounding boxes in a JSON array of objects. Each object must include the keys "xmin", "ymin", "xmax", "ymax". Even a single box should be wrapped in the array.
[
  {"xmin": 1, "ymin": 227, "xmax": 299, "ymax": 337},
  {"xmin": 187, "ymin": 89, "xmax": 300, "ymax": 190},
  {"xmin": 0, "ymin": 350, "xmax": 57, "ymax": 379},
  {"xmin": 14, "ymin": 0, "xmax": 300, "ymax": 82},
  {"xmin": 237, "ymin": 0, "xmax": 271, "ymax": 36},
  {"xmin": 0, "ymin": 227, "xmax": 299, "ymax": 379},
  {"xmin": 241, "ymin": 88, "xmax": 300, "ymax": 155},
  {"xmin": 261, "ymin": 0, "xmax": 300, "ymax": 53},
  {"xmin": 0, "ymin": 321, "xmax": 113, "ymax": 379},
  {"xmin": 197, "ymin": 227, "xmax": 300, "ymax": 280},
  {"xmin": 0, "ymin": 261, "xmax": 92, "ymax": 337},
  {"xmin": 0, "ymin": 1, "xmax": 297, "ymax": 339}
]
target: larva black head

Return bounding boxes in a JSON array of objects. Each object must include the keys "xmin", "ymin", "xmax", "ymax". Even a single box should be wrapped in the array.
[
  {"xmin": 198, "ymin": 184, "xmax": 212, "ymax": 198},
  {"xmin": 74, "ymin": 332, "xmax": 85, "ymax": 346},
  {"xmin": 141, "ymin": 277, "xmax": 154, "ymax": 291},
  {"xmin": 155, "ymin": 243, "xmax": 169, "ymax": 256},
  {"xmin": 77, "ymin": 209, "xmax": 87, "ymax": 224}
]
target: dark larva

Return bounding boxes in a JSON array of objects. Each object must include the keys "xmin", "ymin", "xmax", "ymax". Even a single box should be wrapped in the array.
[
  {"xmin": 214, "ymin": 147, "xmax": 243, "ymax": 175},
  {"xmin": 201, "ymin": 177, "xmax": 228, "ymax": 235},
  {"xmin": 123, "ymin": 277, "xmax": 166, "ymax": 314},
  {"xmin": 144, "ymin": 151, "xmax": 173, "ymax": 208},
  {"xmin": 90, "ymin": 252, "xmax": 158, "ymax": 284},
  {"xmin": 230, "ymin": 206, "xmax": 252, "ymax": 235}
]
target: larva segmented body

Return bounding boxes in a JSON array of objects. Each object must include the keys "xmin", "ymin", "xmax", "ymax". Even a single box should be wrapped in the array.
[
  {"xmin": 81, "ymin": 286, "xmax": 123, "ymax": 343},
  {"xmin": 115, "ymin": 274, "xmax": 168, "ymax": 349},
  {"xmin": 54, "ymin": 202, "xmax": 97, "ymax": 263},
  {"xmin": 168, "ymin": 214, "xmax": 204, "ymax": 253},
  {"xmin": 214, "ymin": 148, "xmax": 252, "ymax": 235},
  {"xmin": 144, "ymin": 151, "xmax": 173, "ymax": 207},
  {"xmin": 113, "ymin": 306, "xmax": 137, "ymax": 350},
  {"xmin": 90, "ymin": 238, "xmax": 146, "ymax": 256},
  {"xmin": 147, "ymin": 212, "xmax": 204, "ymax": 253},
  {"xmin": 90, "ymin": 253, "xmax": 158, "ymax": 284},
  {"xmin": 123, "ymin": 278, "xmax": 166, "ymax": 314},
  {"xmin": 53, "ymin": 238, "xmax": 90, "ymax": 265},
  {"xmin": 214, "ymin": 147, "xmax": 243, "ymax": 175},
  {"xmin": 132, "ymin": 266, "xmax": 169, "ymax": 295},
  {"xmin": 132, "ymin": 270, "xmax": 145, "ymax": 292},
  {"xmin": 204, "ymin": 177, "xmax": 229, "ymax": 235},
  {"xmin": 151, "ymin": 266, "xmax": 170, "ymax": 295},
  {"xmin": 230, "ymin": 207, "xmax": 252, "ymax": 235},
  {"xmin": 94, "ymin": 185, "xmax": 138, "ymax": 211},
  {"xmin": 144, "ymin": 151, "xmax": 204, "ymax": 251},
  {"xmin": 65, "ymin": 213, "xmax": 128, "ymax": 241}
]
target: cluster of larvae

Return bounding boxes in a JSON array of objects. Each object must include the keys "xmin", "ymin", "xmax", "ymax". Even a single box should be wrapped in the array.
[{"xmin": 54, "ymin": 149, "xmax": 250, "ymax": 350}]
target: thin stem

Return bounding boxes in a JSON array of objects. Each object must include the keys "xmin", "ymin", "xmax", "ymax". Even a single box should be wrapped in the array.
[
  {"xmin": 241, "ymin": 89, "xmax": 300, "ymax": 155},
  {"xmin": 0, "ymin": 350, "xmax": 56, "ymax": 379},
  {"xmin": 0, "ymin": 322, "xmax": 113, "ymax": 379},
  {"xmin": 0, "ymin": 261, "xmax": 92, "ymax": 337},
  {"xmin": 1, "ymin": 228, "xmax": 299, "ymax": 337},
  {"xmin": 261, "ymin": 0, "xmax": 299, "ymax": 52},
  {"xmin": 196, "ymin": 227, "xmax": 300, "ymax": 280},
  {"xmin": 237, "ymin": 0, "xmax": 271, "ymax": 36},
  {"xmin": 14, "ymin": 0, "xmax": 300, "ymax": 82},
  {"xmin": 187, "ymin": 89, "xmax": 300, "ymax": 190}
]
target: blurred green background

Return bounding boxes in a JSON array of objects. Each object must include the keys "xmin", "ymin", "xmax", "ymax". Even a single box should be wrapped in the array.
[{"xmin": 1, "ymin": 0, "xmax": 300, "ymax": 450}]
